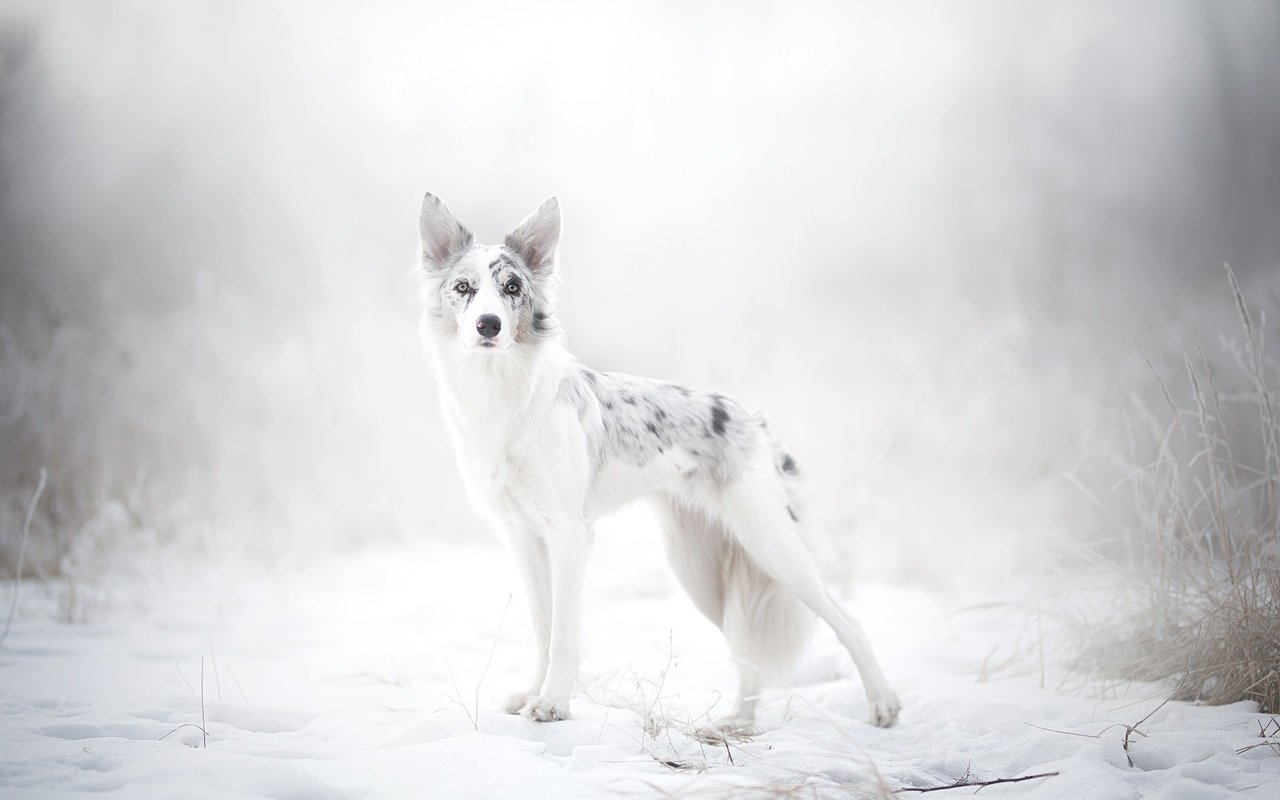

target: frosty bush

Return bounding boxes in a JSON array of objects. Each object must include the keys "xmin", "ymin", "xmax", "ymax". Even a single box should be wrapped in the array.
[{"xmin": 1081, "ymin": 267, "xmax": 1280, "ymax": 713}]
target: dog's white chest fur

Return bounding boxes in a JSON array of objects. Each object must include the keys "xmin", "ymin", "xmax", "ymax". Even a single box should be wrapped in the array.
[
  {"xmin": 449, "ymin": 423, "xmax": 530, "ymax": 521},
  {"xmin": 435, "ymin": 347, "xmax": 590, "ymax": 532}
]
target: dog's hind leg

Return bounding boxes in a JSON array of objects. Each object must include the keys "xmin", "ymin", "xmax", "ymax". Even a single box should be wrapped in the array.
[
  {"xmin": 715, "ymin": 461, "xmax": 901, "ymax": 728},
  {"xmin": 652, "ymin": 498, "xmax": 726, "ymax": 627},
  {"xmin": 655, "ymin": 496, "xmax": 811, "ymax": 732}
]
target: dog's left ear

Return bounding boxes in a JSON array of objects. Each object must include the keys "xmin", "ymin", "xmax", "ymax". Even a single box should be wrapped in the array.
[{"xmin": 504, "ymin": 196, "xmax": 560, "ymax": 273}]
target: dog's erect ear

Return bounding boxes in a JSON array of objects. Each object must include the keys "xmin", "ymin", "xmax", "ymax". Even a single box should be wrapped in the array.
[
  {"xmin": 504, "ymin": 196, "xmax": 560, "ymax": 273},
  {"xmin": 419, "ymin": 192, "xmax": 473, "ymax": 270}
]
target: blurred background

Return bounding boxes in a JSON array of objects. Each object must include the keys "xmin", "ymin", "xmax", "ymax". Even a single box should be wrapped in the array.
[{"xmin": 1, "ymin": 0, "xmax": 1278, "ymax": 587}]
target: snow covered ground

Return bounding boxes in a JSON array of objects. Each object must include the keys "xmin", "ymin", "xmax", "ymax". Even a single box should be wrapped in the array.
[{"xmin": 2, "ymin": 511, "xmax": 1278, "ymax": 800}]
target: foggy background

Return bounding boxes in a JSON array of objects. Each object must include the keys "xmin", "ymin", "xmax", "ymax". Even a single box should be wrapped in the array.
[{"xmin": 2, "ymin": 0, "xmax": 1278, "ymax": 586}]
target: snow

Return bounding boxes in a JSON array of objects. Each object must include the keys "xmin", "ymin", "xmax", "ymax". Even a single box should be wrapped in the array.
[{"xmin": 2, "ymin": 513, "xmax": 1278, "ymax": 799}]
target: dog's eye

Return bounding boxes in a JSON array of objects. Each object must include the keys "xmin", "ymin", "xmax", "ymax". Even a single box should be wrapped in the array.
[
  {"xmin": 453, "ymin": 281, "xmax": 470, "ymax": 294},
  {"xmin": 504, "ymin": 281, "xmax": 521, "ymax": 295}
]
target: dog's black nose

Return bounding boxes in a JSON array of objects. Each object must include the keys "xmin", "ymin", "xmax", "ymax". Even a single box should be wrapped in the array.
[{"xmin": 476, "ymin": 314, "xmax": 502, "ymax": 338}]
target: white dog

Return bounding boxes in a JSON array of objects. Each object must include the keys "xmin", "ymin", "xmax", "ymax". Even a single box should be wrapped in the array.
[{"xmin": 416, "ymin": 193, "xmax": 900, "ymax": 730}]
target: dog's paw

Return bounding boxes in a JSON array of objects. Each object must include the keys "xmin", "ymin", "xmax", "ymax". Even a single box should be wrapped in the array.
[
  {"xmin": 704, "ymin": 714, "xmax": 756, "ymax": 738},
  {"xmin": 519, "ymin": 694, "xmax": 569, "ymax": 722},
  {"xmin": 868, "ymin": 689, "xmax": 902, "ymax": 728},
  {"xmin": 503, "ymin": 691, "xmax": 535, "ymax": 715}
]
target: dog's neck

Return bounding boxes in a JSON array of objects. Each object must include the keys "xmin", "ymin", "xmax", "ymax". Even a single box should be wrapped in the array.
[{"xmin": 429, "ymin": 339, "xmax": 571, "ymax": 441}]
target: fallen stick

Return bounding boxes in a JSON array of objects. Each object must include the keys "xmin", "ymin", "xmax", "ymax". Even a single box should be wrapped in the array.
[{"xmin": 895, "ymin": 771, "xmax": 1060, "ymax": 794}]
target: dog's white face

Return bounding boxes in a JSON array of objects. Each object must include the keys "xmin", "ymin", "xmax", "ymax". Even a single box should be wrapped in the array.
[
  {"xmin": 418, "ymin": 194, "xmax": 561, "ymax": 353},
  {"xmin": 440, "ymin": 245, "xmax": 528, "ymax": 352}
]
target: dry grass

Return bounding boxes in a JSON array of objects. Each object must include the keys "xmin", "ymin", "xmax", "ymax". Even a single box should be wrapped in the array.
[{"xmin": 1079, "ymin": 266, "xmax": 1280, "ymax": 713}]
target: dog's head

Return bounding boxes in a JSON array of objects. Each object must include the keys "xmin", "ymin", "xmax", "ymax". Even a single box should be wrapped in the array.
[{"xmin": 417, "ymin": 193, "xmax": 562, "ymax": 352}]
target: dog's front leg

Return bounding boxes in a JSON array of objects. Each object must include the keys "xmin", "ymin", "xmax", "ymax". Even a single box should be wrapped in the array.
[
  {"xmin": 502, "ymin": 534, "xmax": 551, "ymax": 714},
  {"xmin": 518, "ymin": 519, "xmax": 589, "ymax": 722}
]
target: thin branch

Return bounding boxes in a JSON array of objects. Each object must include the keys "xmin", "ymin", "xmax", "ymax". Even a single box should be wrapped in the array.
[
  {"xmin": 473, "ymin": 593, "xmax": 512, "ymax": 729},
  {"xmin": 200, "ymin": 657, "xmax": 208, "ymax": 748},
  {"xmin": 895, "ymin": 771, "xmax": 1060, "ymax": 794},
  {"xmin": 175, "ymin": 659, "xmax": 195, "ymax": 696},
  {"xmin": 1236, "ymin": 740, "xmax": 1280, "ymax": 756},
  {"xmin": 1122, "ymin": 698, "xmax": 1170, "ymax": 768},
  {"xmin": 444, "ymin": 656, "xmax": 475, "ymax": 730},
  {"xmin": 1, "ymin": 468, "xmax": 48, "ymax": 650},
  {"xmin": 226, "ymin": 666, "xmax": 250, "ymax": 704},
  {"xmin": 1025, "ymin": 721, "xmax": 1129, "ymax": 740},
  {"xmin": 158, "ymin": 722, "xmax": 211, "ymax": 743},
  {"xmin": 208, "ymin": 640, "xmax": 223, "ymax": 702}
]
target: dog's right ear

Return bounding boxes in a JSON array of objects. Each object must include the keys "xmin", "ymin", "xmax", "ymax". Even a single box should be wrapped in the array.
[
  {"xmin": 505, "ymin": 196, "xmax": 560, "ymax": 274},
  {"xmin": 419, "ymin": 192, "xmax": 473, "ymax": 271}
]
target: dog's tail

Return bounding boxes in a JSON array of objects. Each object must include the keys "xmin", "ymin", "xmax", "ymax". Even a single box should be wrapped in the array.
[
  {"xmin": 655, "ymin": 496, "xmax": 812, "ymax": 687},
  {"xmin": 720, "ymin": 540, "xmax": 814, "ymax": 686}
]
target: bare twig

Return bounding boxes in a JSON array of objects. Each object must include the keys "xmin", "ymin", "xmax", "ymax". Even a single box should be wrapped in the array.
[
  {"xmin": 226, "ymin": 666, "xmax": 250, "ymax": 704},
  {"xmin": 200, "ymin": 657, "xmax": 208, "ymax": 747},
  {"xmin": 473, "ymin": 593, "xmax": 512, "ymax": 729},
  {"xmin": 1236, "ymin": 740, "xmax": 1280, "ymax": 756},
  {"xmin": 1237, "ymin": 716, "xmax": 1280, "ymax": 756},
  {"xmin": 444, "ymin": 657, "xmax": 474, "ymax": 730},
  {"xmin": 895, "ymin": 771, "xmax": 1060, "ymax": 794},
  {"xmin": 1, "ymin": 468, "xmax": 47, "ymax": 650},
  {"xmin": 1025, "ymin": 721, "xmax": 1129, "ymax": 740},
  {"xmin": 175, "ymin": 659, "xmax": 195, "ymax": 696},
  {"xmin": 445, "ymin": 593, "xmax": 512, "ymax": 732},
  {"xmin": 159, "ymin": 661, "xmax": 215, "ymax": 746},
  {"xmin": 1121, "ymin": 698, "xmax": 1169, "ymax": 768},
  {"xmin": 158, "ymin": 722, "xmax": 210, "ymax": 743},
  {"xmin": 641, "ymin": 631, "xmax": 680, "ymax": 757},
  {"xmin": 208, "ymin": 640, "xmax": 223, "ymax": 702}
]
